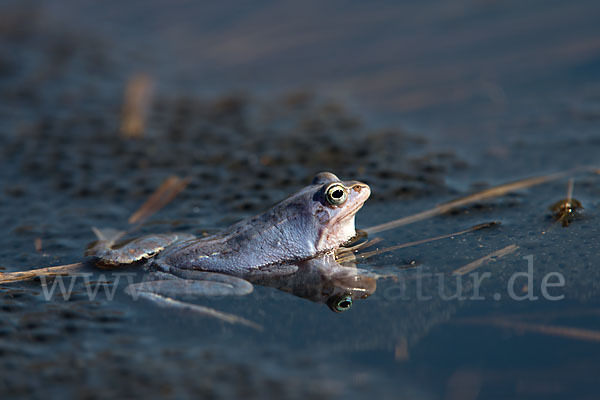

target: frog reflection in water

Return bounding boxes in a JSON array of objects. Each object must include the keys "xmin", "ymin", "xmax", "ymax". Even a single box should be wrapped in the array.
[{"xmin": 86, "ymin": 172, "xmax": 375, "ymax": 322}]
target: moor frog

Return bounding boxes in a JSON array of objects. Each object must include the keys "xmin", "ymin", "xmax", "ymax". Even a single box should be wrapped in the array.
[{"xmin": 85, "ymin": 172, "xmax": 375, "ymax": 326}]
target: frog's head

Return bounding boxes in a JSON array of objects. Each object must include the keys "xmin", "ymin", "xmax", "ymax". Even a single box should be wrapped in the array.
[
  {"xmin": 307, "ymin": 172, "xmax": 370, "ymax": 253},
  {"xmin": 253, "ymin": 172, "xmax": 370, "ymax": 263}
]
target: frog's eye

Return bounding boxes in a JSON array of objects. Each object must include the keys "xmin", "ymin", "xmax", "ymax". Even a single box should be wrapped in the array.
[
  {"xmin": 327, "ymin": 295, "xmax": 352, "ymax": 312},
  {"xmin": 327, "ymin": 294, "xmax": 353, "ymax": 313},
  {"xmin": 325, "ymin": 183, "xmax": 348, "ymax": 206}
]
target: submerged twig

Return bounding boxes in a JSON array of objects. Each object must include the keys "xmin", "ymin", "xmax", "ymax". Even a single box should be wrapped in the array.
[
  {"xmin": 138, "ymin": 292, "xmax": 263, "ymax": 331},
  {"xmin": 128, "ymin": 176, "xmax": 190, "ymax": 225},
  {"xmin": 336, "ymin": 222, "xmax": 497, "ymax": 264},
  {"xmin": 0, "ymin": 263, "xmax": 84, "ymax": 284},
  {"xmin": 479, "ymin": 308, "xmax": 600, "ymax": 321},
  {"xmin": 457, "ymin": 317, "xmax": 600, "ymax": 342},
  {"xmin": 364, "ymin": 170, "xmax": 577, "ymax": 235},
  {"xmin": 452, "ymin": 244, "xmax": 519, "ymax": 276}
]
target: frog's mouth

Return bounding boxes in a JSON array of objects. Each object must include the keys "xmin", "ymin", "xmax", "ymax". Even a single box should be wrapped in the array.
[{"xmin": 331, "ymin": 202, "xmax": 365, "ymax": 225}]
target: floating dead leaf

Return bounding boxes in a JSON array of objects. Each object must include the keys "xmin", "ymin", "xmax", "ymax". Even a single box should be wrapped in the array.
[{"xmin": 549, "ymin": 178, "xmax": 583, "ymax": 227}]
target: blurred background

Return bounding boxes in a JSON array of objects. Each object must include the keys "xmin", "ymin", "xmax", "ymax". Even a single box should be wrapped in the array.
[
  {"xmin": 1, "ymin": 1, "xmax": 600, "ymax": 399},
  {"xmin": 7, "ymin": 0, "xmax": 600, "ymax": 150}
]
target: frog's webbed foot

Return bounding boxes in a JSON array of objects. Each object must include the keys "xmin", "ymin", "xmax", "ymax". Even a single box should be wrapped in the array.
[
  {"xmin": 124, "ymin": 271, "xmax": 260, "ymax": 330},
  {"xmin": 85, "ymin": 228, "xmax": 195, "ymax": 266}
]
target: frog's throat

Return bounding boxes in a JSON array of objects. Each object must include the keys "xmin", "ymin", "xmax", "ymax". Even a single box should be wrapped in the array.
[{"xmin": 316, "ymin": 214, "xmax": 357, "ymax": 253}]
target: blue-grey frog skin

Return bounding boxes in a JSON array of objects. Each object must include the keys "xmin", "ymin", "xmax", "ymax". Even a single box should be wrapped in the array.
[{"xmin": 85, "ymin": 172, "xmax": 372, "ymax": 325}]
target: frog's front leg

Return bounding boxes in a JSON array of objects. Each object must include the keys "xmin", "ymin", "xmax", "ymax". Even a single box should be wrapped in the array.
[
  {"xmin": 85, "ymin": 227, "xmax": 195, "ymax": 266},
  {"xmin": 124, "ymin": 270, "xmax": 260, "ymax": 330}
]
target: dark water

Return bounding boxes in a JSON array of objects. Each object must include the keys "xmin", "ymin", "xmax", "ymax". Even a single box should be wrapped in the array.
[{"xmin": 1, "ymin": 1, "xmax": 600, "ymax": 399}]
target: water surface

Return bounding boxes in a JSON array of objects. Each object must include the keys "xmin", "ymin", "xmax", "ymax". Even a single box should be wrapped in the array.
[{"xmin": 1, "ymin": 1, "xmax": 600, "ymax": 399}]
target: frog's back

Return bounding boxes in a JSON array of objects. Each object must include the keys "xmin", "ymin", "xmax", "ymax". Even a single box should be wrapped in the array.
[{"xmin": 154, "ymin": 197, "xmax": 320, "ymax": 273}]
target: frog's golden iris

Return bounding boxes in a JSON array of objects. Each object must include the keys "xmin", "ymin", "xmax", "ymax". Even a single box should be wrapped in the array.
[{"xmin": 325, "ymin": 183, "xmax": 348, "ymax": 206}]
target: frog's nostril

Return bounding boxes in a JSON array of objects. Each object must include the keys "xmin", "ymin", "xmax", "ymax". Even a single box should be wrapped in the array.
[{"xmin": 353, "ymin": 184, "xmax": 369, "ymax": 193}]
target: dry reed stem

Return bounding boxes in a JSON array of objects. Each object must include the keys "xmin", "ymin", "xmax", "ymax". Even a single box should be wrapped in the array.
[
  {"xmin": 120, "ymin": 73, "xmax": 153, "ymax": 138},
  {"xmin": 336, "ymin": 237, "xmax": 384, "ymax": 257},
  {"xmin": 566, "ymin": 178, "xmax": 574, "ymax": 203},
  {"xmin": 0, "ymin": 263, "xmax": 84, "ymax": 284},
  {"xmin": 364, "ymin": 170, "xmax": 575, "ymax": 235},
  {"xmin": 337, "ymin": 222, "xmax": 496, "ymax": 264},
  {"xmin": 452, "ymin": 244, "xmax": 519, "ymax": 275},
  {"xmin": 128, "ymin": 176, "xmax": 190, "ymax": 225}
]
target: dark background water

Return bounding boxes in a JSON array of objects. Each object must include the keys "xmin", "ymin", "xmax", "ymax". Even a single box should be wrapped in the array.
[{"xmin": 1, "ymin": 1, "xmax": 600, "ymax": 399}]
